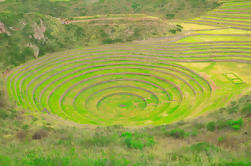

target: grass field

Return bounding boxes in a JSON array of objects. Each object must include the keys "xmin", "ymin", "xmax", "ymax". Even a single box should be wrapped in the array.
[{"xmin": 5, "ymin": 0, "xmax": 251, "ymax": 126}]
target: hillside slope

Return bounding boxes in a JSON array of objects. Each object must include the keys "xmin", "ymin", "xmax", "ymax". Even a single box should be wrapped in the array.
[
  {"xmin": 0, "ymin": 12, "xmax": 183, "ymax": 70},
  {"xmin": 0, "ymin": 12, "xmax": 85, "ymax": 68},
  {"xmin": 0, "ymin": 0, "xmax": 220, "ymax": 18}
]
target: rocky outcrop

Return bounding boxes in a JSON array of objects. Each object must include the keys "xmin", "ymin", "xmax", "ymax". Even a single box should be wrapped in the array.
[
  {"xmin": 27, "ymin": 43, "xmax": 39, "ymax": 58},
  {"xmin": 0, "ymin": 21, "xmax": 10, "ymax": 35},
  {"xmin": 32, "ymin": 19, "xmax": 47, "ymax": 41}
]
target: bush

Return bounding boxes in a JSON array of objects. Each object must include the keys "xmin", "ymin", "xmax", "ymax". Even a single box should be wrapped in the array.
[
  {"xmin": 207, "ymin": 122, "xmax": 216, "ymax": 131},
  {"xmin": 22, "ymin": 124, "xmax": 29, "ymax": 130},
  {"xmin": 227, "ymin": 106, "xmax": 238, "ymax": 114},
  {"xmin": 190, "ymin": 129, "xmax": 198, "ymax": 137},
  {"xmin": 169, "ymin": 29, "xmax": 177, "ymax": 34},
  {"xmin": 207, "ymin": 118, "xmax": 243, "ymax": 131},
  {"xmin": 241, "ymin": 103, "xmax": 251, "ymax": 116},
  {"xmin": 176, "ymin": 24, "xmax": 183, "ymax": 29},
  {"xmin": 227, "ymin": 118, "xmax": 243, "ymax": 130},
  {"xmin": 218, "ymin": 136, "xmax": 224, "ymax": 143},
  {"xmin": 103, "ymin": 38, "xmax": 123, "ymax": 44},
  {"xmin": 166, "ymin": 13, "xmax": 175, "ymax": 19},
  {"xmin": 0, "ymin": 109, "xmax": 8, "ymax": 119},
  {"xmin": 193, "ymin": 122, "xmax": 205, "ymax": 129},
  {"xmin": 168, "ymin": 128, "xmax": 186, "ymax": 138},
  {"xmin": 121, "ymin": 132, "xmax": 155, "ymax": 150}
]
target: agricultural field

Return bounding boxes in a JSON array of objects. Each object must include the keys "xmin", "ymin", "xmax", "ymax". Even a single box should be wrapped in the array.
[
  {"xmin": 1, "ymin": 0, "xmax": 251, "ymax": 165},
  {"xmin": 5, "ymin": 0, "xmax": 251, "ymax": 126}
]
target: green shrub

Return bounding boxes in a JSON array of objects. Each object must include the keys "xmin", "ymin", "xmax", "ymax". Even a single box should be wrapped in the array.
[
  {"xmin": 22, "ymin": 124, "xmax": 29, "ymax": 130},
  {"xmin": 227, "ymin": 106, "xmax": 238, "ymax": 114},
  {"xmin": 212, "ymin": 118, "xmax": 244, "ymax": 130},
  {"xmin": 0, "ymin": 109, "xmax": 8, "ymax": 119},
  {"xmin": 241, "ymin": 103, "xmax": 251, "ymax": 116},
  {"xmin": 227, "ymin": 118, "xmax": 243, "ymax": 130},
  {"xmin": 190, "ymin": 129, "xmax": 198, "ymax": 137},
  {"xmin": 169, "ymin": 29, "xmax": 177, "ymax": 34},
  {"xmin": 207, "ymin": 121, "xmax": 216, "ymax": 131},
  {"xmin": 193, "ymin": 122, "xmax": 205, "ymax": 129},
  {"xmin": 168, "ymin": 128, "xmax": 186, "ymax": 138},
  {"xmin": 124, "ymin": 136, "xmax": 144, "ymax": 149},
  {"xmin": 121, "ymin": 132, "xmax": 155, "ymax": 150},
  {"xmin": 103, "ymin": 38, "xmax": 123, "ymax": 44},
  {"xmin": 218, "ymin": 136, "xmax": 224, "ymax": 143},
  {"xmin": 121, "ymin": 132, "xmax": 132, "ymax": 138},
  {"xmin": 176, "ymin": 24, "xmax": 183, "ymax": 29},
  {"xmin": 166, "ymin": 13, "xmax": 175, "ymax": 19}
]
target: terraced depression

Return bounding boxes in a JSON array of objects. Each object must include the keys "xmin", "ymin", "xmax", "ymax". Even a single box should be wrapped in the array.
[{"xmin": 6, "ymin": 0, "xmax": 251, "ymax": 126}]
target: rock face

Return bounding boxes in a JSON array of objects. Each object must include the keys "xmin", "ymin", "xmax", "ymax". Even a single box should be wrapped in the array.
[
  {"xmin": 0, "ymin": 21, "xmax": 10, "ymax": 35},
  {"xmin": 27, "ymin": 43, "xmax": 39, "ymax": 58},
  {"xmin": 32, "ymin": 19, "xmax": 47, "ymax": 41}
]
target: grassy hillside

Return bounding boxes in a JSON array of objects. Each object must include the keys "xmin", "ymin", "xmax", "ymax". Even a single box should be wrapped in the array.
[
  {"xmin": 0, "ymin": 0, "xmax": 220, "ymax": 69},
  {"xmin": 0, "ymin": 0, "xmax": 220, "ymax": 19},
  {"xmin": 0, "ymin": 12, "xmax": 85, "ymax": 69},
  {"xmin": 0, "ymin": 12, "xmax": 181, "ymax": 70}
]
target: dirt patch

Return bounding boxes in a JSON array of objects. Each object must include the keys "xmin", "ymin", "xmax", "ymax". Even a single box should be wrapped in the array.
[
  {"xmin": 16, "ymin": 130, "xmax": 28, "ymax": 140},
  {"xmin": 32, "ymin": 129, "xmax": 49, "ymax": 140}
]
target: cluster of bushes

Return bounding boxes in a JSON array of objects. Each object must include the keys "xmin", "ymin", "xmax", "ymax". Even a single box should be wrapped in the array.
[
  {"xmin": 55, "ymin": 129, "xmax": 155, "ymax": 150},
  {"xmin": 169, "ymin": 24, "xmax": 183, "ymax": 34},
  {"xmin": 121, "ymin": 132, "xmax": 155, "ymax": 149},
  {"xmin": 207, "ymin": 118, "xmax": 244, "ymax": 131},
  {"xmin": 164, "ymin": 128, "xmax": 187, "ymax": 138},
  {"xmin": 204, "ymin": 95, "xmax": 250, "ymax": 132},
  {"xmin": 241, "ymin": 102, "xmax": 251, "ymax": 116}
]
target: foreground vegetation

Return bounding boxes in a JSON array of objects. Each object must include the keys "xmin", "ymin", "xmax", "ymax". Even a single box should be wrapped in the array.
[{"xmin": 0, "ymin": 89, "xmax": 250, "ymax": 165}]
